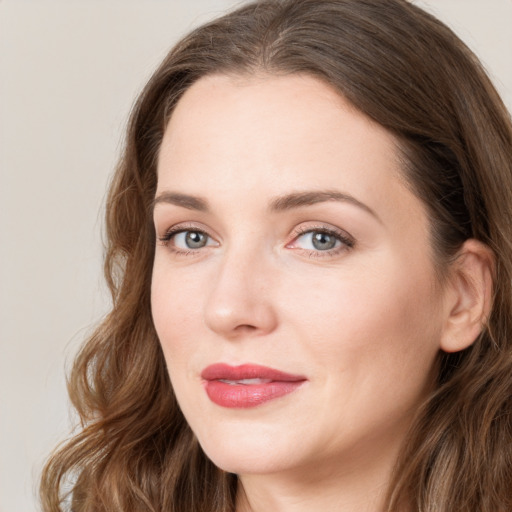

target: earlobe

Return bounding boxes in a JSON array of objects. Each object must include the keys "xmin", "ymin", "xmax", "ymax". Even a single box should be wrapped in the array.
[{"xmin": 439, "ymin": 239, "xmax": 494, "ymax": 353}]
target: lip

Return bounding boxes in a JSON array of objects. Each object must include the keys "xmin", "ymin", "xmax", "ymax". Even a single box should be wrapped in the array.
[{"xmin": 201, "ymin": 363, "xmax": 307, "ymax": 408}]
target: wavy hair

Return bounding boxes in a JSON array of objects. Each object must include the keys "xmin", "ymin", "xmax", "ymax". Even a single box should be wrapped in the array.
[{"xmin": 40, "ymin": 1, "xmax": 512, "ymax": 510}]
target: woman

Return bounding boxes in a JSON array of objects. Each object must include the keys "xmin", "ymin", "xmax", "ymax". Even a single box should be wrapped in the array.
[{"xmin": 40, "ymin": 0, "xmax": 512, "ymax": 511}]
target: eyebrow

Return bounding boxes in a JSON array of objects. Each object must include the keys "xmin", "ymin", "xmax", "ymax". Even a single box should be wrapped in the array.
[
  {"xmin": 153, "ymin": 189, "xmax": 380, "ymax": 222},
  {"xmin": 268, "ymin": 190, "xmax": 380, "ymax": 221},
  {"xmin": 153, "ymin": 192, "xmax": 209, "ymax": 211}
]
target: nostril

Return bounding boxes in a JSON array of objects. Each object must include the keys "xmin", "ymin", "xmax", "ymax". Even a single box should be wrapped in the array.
[
  {"xmin": 234, "ymin": 324, "xmax": 258, "ymax": 333},
  {"xmin": 203, "ymin": 272, "xmax": 278, "ymax": 337}
]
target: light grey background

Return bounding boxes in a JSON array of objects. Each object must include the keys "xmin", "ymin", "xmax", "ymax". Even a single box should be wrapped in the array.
[{"xmin": 1, "ymin": 1, "xmax": 511, "ymax": 511}]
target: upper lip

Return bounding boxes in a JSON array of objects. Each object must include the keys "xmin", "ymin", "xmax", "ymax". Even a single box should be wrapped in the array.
[{"xmin": 201, "ymin": 363, "xmax": 306, "ymax": 382}]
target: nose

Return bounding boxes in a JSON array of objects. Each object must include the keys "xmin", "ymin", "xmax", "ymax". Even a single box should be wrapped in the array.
[{"xmin": 204, "ymin": 249, "xmax": 278, "ymax": 339}]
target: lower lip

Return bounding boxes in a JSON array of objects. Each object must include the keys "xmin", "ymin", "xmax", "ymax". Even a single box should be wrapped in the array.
[{"xmin": 204, "ymin": 380, "xmax": 305, "ymax": 408}]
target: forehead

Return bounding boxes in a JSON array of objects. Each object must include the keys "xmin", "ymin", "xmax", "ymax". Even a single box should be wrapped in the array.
[
  {"xmin": 159, "ymin": 74, "xmax": 396, "ymax": 180},
  {"xmin": 156, "ymin": 73, "xmax": 425, "ymax": 232},
  {"xmin": 159, "ymin": 73, "xmax": 389, "ymax": 159}
]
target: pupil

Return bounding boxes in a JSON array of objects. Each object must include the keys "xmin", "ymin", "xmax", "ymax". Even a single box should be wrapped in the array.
[
  {"xmin": 312, "ymin": 232, "xmax": 336, "ymax": 250},
  {"xmin": 185, "ymin": 231, "xmax": 206, "ymax": 248}
]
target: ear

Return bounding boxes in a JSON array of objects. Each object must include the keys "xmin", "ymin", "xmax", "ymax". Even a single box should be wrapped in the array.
[{"xmin": 440, "ymin": 239, "xmax": 494, "ymax": 353}]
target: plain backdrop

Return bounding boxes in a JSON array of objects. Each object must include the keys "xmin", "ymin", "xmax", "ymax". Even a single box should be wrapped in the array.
[{"xmin": 1, "ymin": 1, "xmax": 511, "ymax": 511}]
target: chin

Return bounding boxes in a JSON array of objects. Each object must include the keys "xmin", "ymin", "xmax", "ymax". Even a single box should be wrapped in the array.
[
  {"xmin": 195, "ymin": 422, "xmax": 303, "ymax": 475},
  {"xmin": 202, "ymin": 449, "xmax": 293, "ymax": 476}
]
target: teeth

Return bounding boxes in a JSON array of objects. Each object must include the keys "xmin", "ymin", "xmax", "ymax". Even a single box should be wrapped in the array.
[{"xmin": 219, "ymin": 378, "xmax": 272, "ymax": 385}]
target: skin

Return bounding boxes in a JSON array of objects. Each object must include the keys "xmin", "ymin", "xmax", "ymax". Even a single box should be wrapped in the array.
[{"xmin": 151, "ymin": 73, "xmax": 491, "ymax": 512}]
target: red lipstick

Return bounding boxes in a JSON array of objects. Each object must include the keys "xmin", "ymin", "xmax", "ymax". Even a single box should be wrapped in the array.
[{"xmin": 201, "ymin": 363, "xmax": 306, "ymax": 408}]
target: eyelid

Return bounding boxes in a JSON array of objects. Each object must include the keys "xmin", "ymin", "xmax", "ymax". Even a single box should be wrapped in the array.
[
  {"xmin": 286, "ymin": 223, "xmax": 355, "ymax": 255},
  {"xmin": 158, "ymin": 222, "xmax": 219, "ymax": 248},
  {"xmin": 156, "ymin": 221, "xmax": 354, "ymax": 258}
]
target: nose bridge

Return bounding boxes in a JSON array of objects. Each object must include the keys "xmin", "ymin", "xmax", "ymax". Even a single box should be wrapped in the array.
[{"xmin": 204, "ymin": 237, "xmax": 277, "ymax": 337}]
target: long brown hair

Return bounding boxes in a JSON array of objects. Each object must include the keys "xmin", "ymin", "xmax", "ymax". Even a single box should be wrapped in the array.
[{"xmin": 40, "ymin": 1, "xmax": 512, "ymax": 510}]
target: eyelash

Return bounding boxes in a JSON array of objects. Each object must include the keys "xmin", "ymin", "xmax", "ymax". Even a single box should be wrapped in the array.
[
  {"xmin": 158, "ymin": 224, "xmax": 213, "ymax": 256},
  {"xmin": 157, "ymin": 224, "xmax": 355, "ymax": 258},
  {"xmin": 289, "ymin": 225, "xmax": 355, "ymax": 258}
]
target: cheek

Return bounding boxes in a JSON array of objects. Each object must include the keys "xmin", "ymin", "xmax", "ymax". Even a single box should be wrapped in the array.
[
  {"xmin": 151, "ymin": 269, "xmax": 207, "ymax": 425},
  {"xmin": 283, "ymin": 262, "xmax": 442, "ymax": 447},
  {"xmin": 281, "ymin": 255, "xmax": 443, "ymax": 387},
  {"xmin": 151, "ymin": 263, "xmax": 197, "ymax": 361},
  {"xmin": 291, "ymin": 260, "xmax": 438, "ymax": 335}
]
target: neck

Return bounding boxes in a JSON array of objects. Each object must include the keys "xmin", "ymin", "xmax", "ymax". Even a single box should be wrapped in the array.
[{"xmin": 235, "ymin": 440, "xmax": 403, "ymax": 512}]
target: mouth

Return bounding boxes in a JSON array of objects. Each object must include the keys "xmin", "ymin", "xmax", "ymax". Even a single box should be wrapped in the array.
[{"xmin": 201, "ymin": 363, "xmax": 307, "ymax": 408}]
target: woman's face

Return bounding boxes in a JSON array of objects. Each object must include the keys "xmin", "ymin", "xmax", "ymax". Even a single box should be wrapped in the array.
[{"xmin": 151, "ymin": 73, "xmax": 448, "ymax": 478}]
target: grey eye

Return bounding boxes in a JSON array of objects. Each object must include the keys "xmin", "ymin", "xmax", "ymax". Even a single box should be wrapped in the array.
[
  {"xmin": 184, "ymin": 231, "xmax": 208, "ymax": 249},
  {"xmin": 311, "ymin": 232, "xmax": 338, "ymax": 250},
  {"xmin": 294, "ymin": 231, "xmax": 341, "ymax": 251},
  {"xmin": 168, "ymin": 230, "xmax": 213, "ymax": 249}
]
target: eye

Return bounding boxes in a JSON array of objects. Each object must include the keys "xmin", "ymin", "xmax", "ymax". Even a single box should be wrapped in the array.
[
  {"xmin": 297, "ymin": 231, "xmax": 340, "ymax": 251},
  {"xmin": 159, "ymin": 228, "xmax": 218, "ymax": 251},
  {"xmin": 287, "ymin": 226, "xmax": 354, "ymax": 256},
  {"xmin": 174, "ymin": 230, "xmax": 210, "ymax": 249}
]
